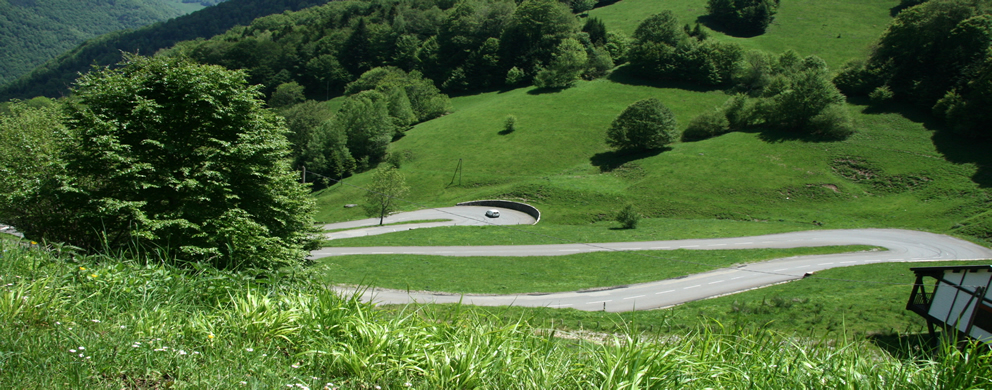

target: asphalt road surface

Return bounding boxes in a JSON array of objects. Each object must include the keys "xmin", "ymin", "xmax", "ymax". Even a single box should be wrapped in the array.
[
  {"xmin": 322, "ymin": 206, "xmax": 536, "ymax": 240},
  {"xmin": 314, "ymin": 228, "xmax": 992, "ymax": 312}
]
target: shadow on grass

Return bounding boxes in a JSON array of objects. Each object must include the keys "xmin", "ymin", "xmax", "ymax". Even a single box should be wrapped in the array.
[
  {"xmin": 526, "ymin": 86, "xmax": 570, "ymax": 95},
  {"xmin": 867, "ymin": 332, "xmax": 938, "ymax": 360},
  {"xmin": 590, "ymin": 149, "xmax": 665, "ymax": 172},
  {"xmin": 748, "ymin": 127, "xmax": 849, "ymax": 144},
  {"xmin": 606, "ymin": 66, "xmax": 726, "ymax": 93},
  {"xmin": 694, "ymin": 14, "xmax": 765, "ymax": 38},
  {"xmin": 852, "ymin": 97, "xmax": 992, "ymax": 188},
  {"xmin": 498, "ymin": 128, "xmax": 514, "ymax": 135}
]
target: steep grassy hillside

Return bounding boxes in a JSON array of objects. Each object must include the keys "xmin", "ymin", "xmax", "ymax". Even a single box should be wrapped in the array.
[
  {"xmin": 0, "ymin": 0, "xmax": 205, "ymax": 86},
  {"xmin": 314, "ymin": 74, "xmax": 991, "ymax": 243}
]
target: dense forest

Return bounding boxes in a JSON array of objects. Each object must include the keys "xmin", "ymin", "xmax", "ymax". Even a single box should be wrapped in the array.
[
  {"xmin": 0, "ymin": 0, "xmax": 332, "ymax": 100},
  {"xmin": 0, "ymin": 0, "xmax": 190, "ymax": 86}
]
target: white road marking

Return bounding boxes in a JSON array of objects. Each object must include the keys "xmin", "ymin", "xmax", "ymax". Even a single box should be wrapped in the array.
[
  {"xmin": 558, "ymin": 249, "xmax": 582, "ymax": 252},
  {"xmin": 587, "ymin": 300, "xmax": 612, "ymax": 305},
  {"xmin": 839, "ymin": 261, "xmax": 856, "ymax": 264},
  {"xmin": 818, "ymin": 262, "xmax": 834, "ymax": 265},
  {"xmin": 656, "ymin": 290, "xmax": 676, "ymax": 295},
  {"xmin": 623, "ymin": 295, "xmax": 646, "ymax": 300},
  {"xmin": 651, "ymin": 246, "xmax": 671, "ymax": 249},
  {"xmin": 681, "ymin": 245, "xmax": 700, "ymax": 248},
  {"xmin": 773, "ymin": 268, "xmax": 788, "ymax": 272},
  {"xmin": 708, "ymin": 280, "xmax": 724, "ymax": 284},
  {"xmin": 685, "ymin": 285, "xmax": 701, "ymax": 289},
  {"xmin": 709, "ymin": 244, "xmax": 726, "ymax": 247},
  {"xmin": 737, "ymin": 242, "xmax": 753, "ymax": 245},
  {"xmin": 794, "ymin": 265, "xmax": 809, "ymax": 268},
  {"xmin": 731, "ymin": 276, "xmax": 745, "ymax": 280}
]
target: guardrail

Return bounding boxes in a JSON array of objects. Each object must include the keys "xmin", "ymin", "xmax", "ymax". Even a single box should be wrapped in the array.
[{"xmin": 455, "ymin": 200, "xmax": 541, "ymax": 225}]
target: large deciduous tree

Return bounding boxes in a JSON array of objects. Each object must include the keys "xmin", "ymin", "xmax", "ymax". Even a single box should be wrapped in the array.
[
  {"xmin": 606, "ymin": 98, "xmax": 679, "ymax": 152},
  {"xmin": 706, "ymin": 0, "xmax": 780, "ymax": 36},
  {"xmin": 45, "ymin": 54, "xmax": 317, "ymax": 270}
]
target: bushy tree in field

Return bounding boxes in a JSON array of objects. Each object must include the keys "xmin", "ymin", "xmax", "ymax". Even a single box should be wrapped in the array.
[
  {"xmin": 706, "ymin": 0, "xmax": 780, "ymax": 36},
  {"xmin": 533, "ymin": 38, "xmax": 588, "ymax": 88},
  {"xmin": 363, "ymin": 166, "xmax": 409, "ymax": 225},
  {"xmin": 756, "ymin": 53, "xmax": 854, "ymax": 138},
  {"xmin": 28, "ymin": 55, "xmax": 318, "ymax": 270},
  {"xmin": 302, "ymin": 119, "xmax": 356, "ymax": 181},
  {"xmin": 606, "ymin": 98, "xmax": 678, "ymax": 152}
]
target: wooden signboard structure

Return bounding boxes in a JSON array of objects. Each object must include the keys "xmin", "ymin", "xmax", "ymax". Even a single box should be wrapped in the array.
[{"xmin": 907, "ymin": 265, "xmax": 992, "ymax": 343}]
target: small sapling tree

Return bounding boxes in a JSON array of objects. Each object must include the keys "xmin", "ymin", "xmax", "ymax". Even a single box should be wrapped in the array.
[
  {"xmin": 364, "ymin": 166, "xmax": 409, "ymax": 225},
  {"xmin": 616, "ymin": 204, "xmax": 640, "ymax": 229}
]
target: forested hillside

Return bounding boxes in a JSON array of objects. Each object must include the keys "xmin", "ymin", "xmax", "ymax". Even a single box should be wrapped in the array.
[
  {"xmin": 0, "ymin": 0, "xmax": 201, "ymax": 86},
  {"xmin": 0, "ymin": 0, "xmax": 329, "ymax": 99}
]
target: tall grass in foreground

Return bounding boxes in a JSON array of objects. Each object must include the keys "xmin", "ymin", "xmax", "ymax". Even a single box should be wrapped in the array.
[{"xmin": 1, "ymin": 239, "xmax": 989, "ymax": 389}]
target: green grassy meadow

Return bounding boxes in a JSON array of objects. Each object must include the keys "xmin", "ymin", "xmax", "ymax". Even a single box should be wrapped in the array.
[
  {"xmin": 589, "ymin": 0, "xmax": 895, "ymax": 69},
  {"xmin": 318, "ymin": 246, "xmax": 878, "ymax": 294}
]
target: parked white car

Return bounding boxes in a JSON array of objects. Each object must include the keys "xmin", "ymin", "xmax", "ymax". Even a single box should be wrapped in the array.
[{"xmin": 485, "ymin": 209, "xmax": 500, "ymax": 218}]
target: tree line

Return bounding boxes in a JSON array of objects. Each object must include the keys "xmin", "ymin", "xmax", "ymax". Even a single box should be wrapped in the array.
[{"xmin": 0, "ymin": 0, "xmax": 334, "ymax": 100}]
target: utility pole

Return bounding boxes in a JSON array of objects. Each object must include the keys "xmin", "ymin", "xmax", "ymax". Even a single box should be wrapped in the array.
[{"xmin": 302, "ymin": 166, "xmax": 306, "ymax": 184}]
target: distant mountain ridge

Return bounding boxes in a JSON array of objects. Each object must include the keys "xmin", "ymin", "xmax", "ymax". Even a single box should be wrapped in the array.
[
  {"xmin": 0, "ymin": 0, "xmax": 330, "ymax": 100},
  {"xmin": 0, "ymin": 0, "xmax": 199, "ymax": 86}
]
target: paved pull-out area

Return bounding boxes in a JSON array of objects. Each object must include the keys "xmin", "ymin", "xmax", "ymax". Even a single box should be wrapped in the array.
[{"xmin": 322, "ymin": 206, "xmax": 536, "ymax": 240}]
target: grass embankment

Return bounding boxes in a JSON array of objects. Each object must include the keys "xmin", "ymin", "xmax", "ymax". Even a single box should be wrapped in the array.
[
  {"xmin": 437, "ymin": 261, "xmax": 992, "ymax": 338},
  {"xmin": 319, "ymin": 246, "xmax": 878, "ymax": 294},
  {"xmin": 3, "ymin": 240, "xmax": 990, "ymax": 388}
]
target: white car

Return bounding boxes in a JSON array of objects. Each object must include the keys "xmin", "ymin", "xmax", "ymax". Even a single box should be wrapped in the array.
[{"xmin": 485, "ymin": 209, "xmax": 500, "ymax": 218}]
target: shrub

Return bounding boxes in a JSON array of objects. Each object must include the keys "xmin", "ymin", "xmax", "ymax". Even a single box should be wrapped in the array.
[
  {"xmin": 683, "ymin": 110, "xmax": 730, "ymax": 141},
  {"xmin": 615, "ymin": 204, "xmax": 640, "ymax": 229},
  {"xmin": 503, "ymin": 115, "xmax": 517, "ymax": 133},
  {"xmin": 707, "ymin": 0, "xmax": 780, "ymax": 36},
  {"xmin": 869, "ymin": 85, "xmax": 895, "ymax": 104}
]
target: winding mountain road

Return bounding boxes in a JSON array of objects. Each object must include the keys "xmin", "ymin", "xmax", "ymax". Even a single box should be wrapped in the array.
[{"xmin": 315, "ymin": 228, "xmax": 992, "ymax": 312}]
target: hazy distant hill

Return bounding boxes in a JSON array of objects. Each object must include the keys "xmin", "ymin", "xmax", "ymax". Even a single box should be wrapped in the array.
[
  {"xmin": 0, "ymin": 0, "xmax": 329, "ymax": 99},
  {"xmin": 0, "ymin": 0, "xmax": 217, "ymax": 86}
]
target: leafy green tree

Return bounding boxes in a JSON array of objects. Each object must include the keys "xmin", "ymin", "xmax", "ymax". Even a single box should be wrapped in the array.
[
  {"xmin": 934, "ymin": 51, "xmax": 992, "ymax": 138},
  {"xmin": 758, "ymin": 54, "xmax": 847, "ymax": 132},
  {"xmin": 303, "ymin": 119, "xmax": 356, "ymax": 181},
  {"xmin": 363, "ymin": 166, "xmax": 409, "ymax": 225},
  {"xmin": 345, "ymin": 67, "xmax": 452, "ymax": 122},
  {"xmin": 499, "ymin": 0, "xmax": 577, "ymax": 77},
  {"xmin": 682, "ymin": 110, "xmax": 730, "ymax": 141},
  {"xmin": 503, "ymin": 114, "xmax": 517, "ymax": 133},
  {"xmin": 269, "ymin": 81, "xmax": 306, "ymax": 108},
  {"xmin": 706, "ymin": 0, "xmax": 779, "ymax": 36},
  {"xmin": 632, "ymin": 11, "xmax": 688, "ymax": 47},
  {"xmin": 533, "ymin": 38, "xmax": 588, "ymax": 88},
  {"xmin": 336, "ymin": 90, "xmax": 396, "ymax": 167},
  {"xmin": 0, "ymin": 101, "xmax": 68, "ymax": 238},
  {"xmin": 279, "ymin": 100, "xmax": 335, "ymax": 166},
  {"xmin": 606, "ymin": 98, "xmax": 679, "ymax": 152},
  {"xmin": 582, "ymin": 17, "xmax": 608, "ymax": 45},
  {"xmin": 52, "ymin": 55, "xmax": 317, "ymax": 270}
]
